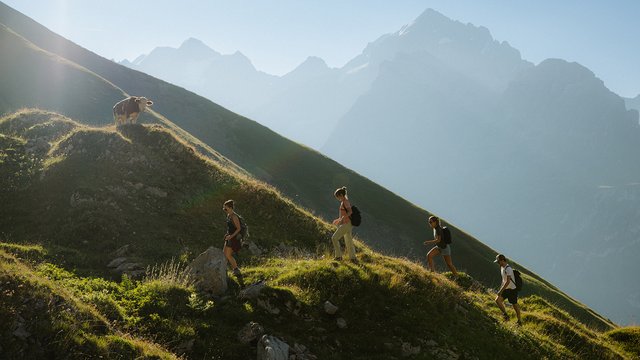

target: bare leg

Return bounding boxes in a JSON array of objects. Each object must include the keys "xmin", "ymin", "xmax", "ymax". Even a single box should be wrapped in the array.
[
  {"xmin": 495, "ymin": 295, "xmax": 508, "ymax": 319},
  {"xmin": 224, "ymin": 246, "xmax": 238, "ymax": 270},
  {"xmin": 513, "ymin": 303, "xmax": 522, "ymax": 323},
  {"xmin": 427, "ymin": 247, "xmax": 440, "ymax": 272},
  {"xmin": 443, "ymin": 255, "xmax": 458, "ymax": 276}
]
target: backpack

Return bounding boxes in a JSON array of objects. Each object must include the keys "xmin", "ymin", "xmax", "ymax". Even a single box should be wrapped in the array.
[
  {"xmin": 509, "ymin": 266, "xmax": 523, "ymax": 292},
  {"xmin": 441, "ymin": 226, "xmax": 452, "ymax": 244},
  {"xmin": 349, "ymin": 206, "xmax": 362, "ymax": 227},
  {"xmin": 237, "ymin": 214, "xmax": 249, "ymax": 240}
]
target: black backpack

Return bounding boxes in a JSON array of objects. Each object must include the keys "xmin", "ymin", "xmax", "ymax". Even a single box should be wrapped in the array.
[
  {"xmin": 349, "ymin": 206, "xmax": 362, "ymax": 227},
  {"xmin": 509, "ymin": 266, "xmax": 523, "ymax": 292},
  {"xmin": 442, "ymin": 226, "xmax": 452, "ymax": 244},
  {"xmin": 237, "ymin": 214, "xmax": 249, "ymax": 240}
]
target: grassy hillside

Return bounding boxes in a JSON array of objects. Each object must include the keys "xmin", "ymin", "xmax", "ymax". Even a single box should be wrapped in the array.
[
  {"xmin": 1, "ymin": 242, "xmax": 638, "ymax": 359},
  {"xmin": 0, "ymin": 110, "xmax": 331, "ymax": 275},
  {"xmin": 1, "ymin": 111, "xmax": 638, "ymax": 358},
  {"xmin": 0, "ymin": 246, "xmax": 177, "ymax": 359},
  {"xmin": 0, "ymin": 2, "xmax": 620, "ymax": 331}
]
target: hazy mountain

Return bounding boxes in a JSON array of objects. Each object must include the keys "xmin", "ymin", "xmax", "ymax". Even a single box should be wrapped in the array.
[
  {"xmin": 625, "ymin": 94, "xmax": 640, "ymax": 112},
  {"xmin": 323, "ymin": 48, "xmax": 640, "ymax": 325}
]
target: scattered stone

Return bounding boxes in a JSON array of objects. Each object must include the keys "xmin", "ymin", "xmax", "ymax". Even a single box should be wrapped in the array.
[
  {"xmin": 425, "ymin": 339, "xmax": 439, "ymax": 347},
  {"xmin": 336, "ymin": 318, "xmax": 347, "ymax": 329},
  {"xmin": 107, "ymin": 257, "xmax": 129, "ymax": 268},
  {"xmin": 189, "ymin": 247, "xmax": 228, "ymax": 296},
  {"xmin": 12, "ymin": 324, "xmax": 30, "ymax": 340},
  {"xmin": 290, "ymin": 342, "xmax": 317, "ymax": 360},
  {"xmin": 257, "ymin": 298, "xmax": 281, "ymax": 315},
  {"xmin": 324, "ymin": 301, "xmax": 338, "ymax": 315},
  {"xmin": 174, "ymin": 339, "xmax": 194, "ymax": 354},
  {"xmin": 257, "ymin": 335, "xmax": 289, "ymax": 360},
  {"xmin": 112, "ymin": 244, "xmax": 131, "ymax": 257},
  {"xmin": 454, "ymin": 304, "xmax": 469, "ymax": 316},
  {"xmin": 146, "ymin": 186, "xmax": 167, "ymax": 198},
  {"xmin": 238, "ymin": 280, "xmax": 266, "ymax": 300},
  {"xmin": 401, "ymin": 342, "xmax": 421, "ymax": 357},
  {"xmin": 114, "ymin": 262, "xmax": 143, "ymax": 273},
  {"xmin": 246, "ymin": 241, "xmax": 263, "ymax": 256},
  {"xmin": 238, "ymin": 322, "xmax": 265, "ymax": 344}
]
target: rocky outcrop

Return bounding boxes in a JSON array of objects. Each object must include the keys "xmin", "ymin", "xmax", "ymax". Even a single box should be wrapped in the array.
[
  {"xmin": 257, "ymin": 335, "xmax": 289, "ymax": 360},
  {"xmin": 189, "ymin": 246, "xmax": 228, "ymax": 296}
]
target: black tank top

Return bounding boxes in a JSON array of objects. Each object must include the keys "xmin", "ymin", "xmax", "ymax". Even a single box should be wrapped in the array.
[{"xmin": 226, "ymin": 214, "xmax": 238, "ymax": 235}]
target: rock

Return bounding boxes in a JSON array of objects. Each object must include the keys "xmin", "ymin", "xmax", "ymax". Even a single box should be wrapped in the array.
[
  {"xmin": 257, "ymin": 335, "xmax": 289, "ymax": 360},
  {"xmin": 237, "ymin": 321, "xmax": 265, "ymax": 344},
  {"xmin": 175, "ymin": 339, "xmax": 194, "ymax": 354},
  {"xmin": 107, "ymin": 257, "xmax": 129, "ymax": 268},
  {"xmin": 247, "ymin": 241, "xmax": 263, "ymax": 256},
  {"xmin": 146, "ymin": 186, "xmax": 167, "ymax": 198},
  {"xmin": 454, "ymin": 304, "xmax": 469, "ymax": 315},
  {"xmin": 336, "ymin": 318, "xmax": 347, "ymax": 329},
  {"xmin": 401, "ymin": 342, "xmax": 421, "ymax": 357},
  {"xmin": 290, "ymin": 343, "xmax": 317, "ymax": 360},
  {"xmin": 112, "ymin": 244, "xmax": 130, "ymax": 257},
  {"xmin": 238, "ymin": 280, "xmax": 266, "ymax": 300},
  {"xmin": 189, "ymin": 247, "xmax": 228, "ymax": 296},
  {"xmin": 115, "ymin": 262, "xmax": 143, "ymax": 273},
  {"xmin": 13, "ymin": 324, "xmax": 30, "ymax": 340},
  {"xmin": 324, "ymin": 301, "xmax": 338, "ymax": 315},
  {"xmin": 257, "ymin": 298, "xmax": 281, "ymax": 314},
  {"xmin": 425, "ymin": 339, "xmax": 439, "ymax": 347}
]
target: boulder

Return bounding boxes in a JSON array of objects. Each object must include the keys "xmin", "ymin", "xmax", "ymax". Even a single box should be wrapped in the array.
[
  {"xmin": 257, "ymin": 335, "xmax": 289, "ymax": 360},
  {"xmin": 238, "ymin": 280, "xmax": 266, "ymax": 300},
  {"xmin": 323, "ymin": 301, "xmax": 338, "ymax": 315},
  {"xmin": 189, "ymin": 247, "xmax": 228, "ymax": 296},
  {"xmin": 336, "ymin": 318, "xmax": 347, "ymax": 329},
  {"xmin": 237, "ymin": 321, "xmax": 265, "ymax": 344},
  {"xmin": 107, "ymin": 257, "xmax": 129, "ymax": 268}
]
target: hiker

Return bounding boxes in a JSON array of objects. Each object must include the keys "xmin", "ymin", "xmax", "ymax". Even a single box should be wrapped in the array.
[
  {"xmin": 424, "ymin": 216, "xmax": 458, "ymax": 275},
  {"xmin": 494, "ymin": 254, "xmax": 522, "ymax": 324},
  {"xmin": 331, "ymin": 186, "xmax": 356, "ymax": 261},
  {"xmin": 222, "ymin": 200, "xmax": 242, "ymax": 277}
]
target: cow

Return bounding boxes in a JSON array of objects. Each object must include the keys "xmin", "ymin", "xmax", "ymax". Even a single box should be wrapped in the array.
[{"xmin": 113, "ymin": 96, "xmax": 153, "ymax": 126}]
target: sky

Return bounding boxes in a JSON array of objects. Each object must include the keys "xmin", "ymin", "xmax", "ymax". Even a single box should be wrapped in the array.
[{"xmin": 3, "ymin": 0, "xmax": 640, "ymax": 97}]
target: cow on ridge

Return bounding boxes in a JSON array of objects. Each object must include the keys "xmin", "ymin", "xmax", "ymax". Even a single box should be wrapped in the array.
[{"xmin": 113, "ymin": 96, "xmax": 153, "ymax": 126}]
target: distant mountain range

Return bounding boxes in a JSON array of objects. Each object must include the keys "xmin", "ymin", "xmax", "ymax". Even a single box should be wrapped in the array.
[{"xmin": 119, "ymin": 9, "xmax": 640, "ymax": 325}]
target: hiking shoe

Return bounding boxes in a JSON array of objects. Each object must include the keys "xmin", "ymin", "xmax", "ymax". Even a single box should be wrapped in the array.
[
  {"xmin": 502, "ymin": 313, "xmax": 510, "ymax": 321},
  {"xmin": 349, "ymin": 258, "xmax": 360, "ymax": 264},
  {"xmin": 516, "ymin": 320, "xmax": 522, "ymax": 326},
  {"xmin": 233, "ymin": 268, "xmax": 242, "ymax": 276},
  {"xmin": 333, "ymin": 256, "xmax": 343, "ymax": 261}
]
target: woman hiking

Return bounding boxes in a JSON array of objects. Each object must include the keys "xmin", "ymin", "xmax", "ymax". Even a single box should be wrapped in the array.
[
  {"xmin": 331, "ymin": 187, "xmax": 357, "ymax": 262},
  {"xmin": 222, "ymin": 199, "xmax": 242, "ymax": 277},
  {"xmin": 424, "ymin": 215, "xmax": 458, "ymax": 276}
]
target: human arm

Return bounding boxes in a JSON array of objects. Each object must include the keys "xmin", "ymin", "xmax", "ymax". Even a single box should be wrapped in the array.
[{"xmin": 333, "ymin": 200, "xmax": 352, "ymax": 225}]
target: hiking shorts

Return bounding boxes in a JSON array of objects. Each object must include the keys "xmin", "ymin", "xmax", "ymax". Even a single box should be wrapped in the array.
[
  {"xmin": 225, "ymin": 235, "xmax": 242, "ymax": 253},
  {"xmin": 430, "ymin": 245, "xmax": 451, "ymax": 256},
  {"xmin": 501, "ymin": 288, "xmax": 518, "ymax": 304}
]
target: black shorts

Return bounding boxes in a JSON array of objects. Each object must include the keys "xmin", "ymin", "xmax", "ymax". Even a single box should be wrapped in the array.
[
  {"xmin": 225, "ymin": 235, "xmax": 242, "ymax": 253},
  {"xmin": 501, "ymin": 288, "xmax": 518, "ymax": 304}
]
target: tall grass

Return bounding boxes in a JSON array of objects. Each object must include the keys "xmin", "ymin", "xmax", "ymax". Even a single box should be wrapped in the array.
[{"xmin": 143, "ymin": 258, "xmax": 194, "ymax": 288}]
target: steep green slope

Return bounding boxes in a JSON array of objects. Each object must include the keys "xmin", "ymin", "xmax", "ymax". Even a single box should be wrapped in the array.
[
  {"xmin": 0, "ymin": 110, "xmax": 330, "ymax": 274},
  {"xmin": 0, "ymin": 247, "xmax": 177, "ymax": 359},
  {"xmin": 0, "ymin": 3, "xmax": 617, "ymax": 330}
]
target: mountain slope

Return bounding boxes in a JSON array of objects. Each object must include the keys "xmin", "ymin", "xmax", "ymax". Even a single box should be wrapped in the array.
[
  {"xmin": 0, "ymin": 2, "xmax": 622, "ymax": 331},
  {"xmin": 2, "ymin": 109, "xmax": 638, "ymax": 358}
]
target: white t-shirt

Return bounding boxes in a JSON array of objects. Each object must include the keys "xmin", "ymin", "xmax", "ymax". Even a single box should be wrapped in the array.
[{"xmin": 501, "ymin": 265, "xmax": 517, "ymax": 290}]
